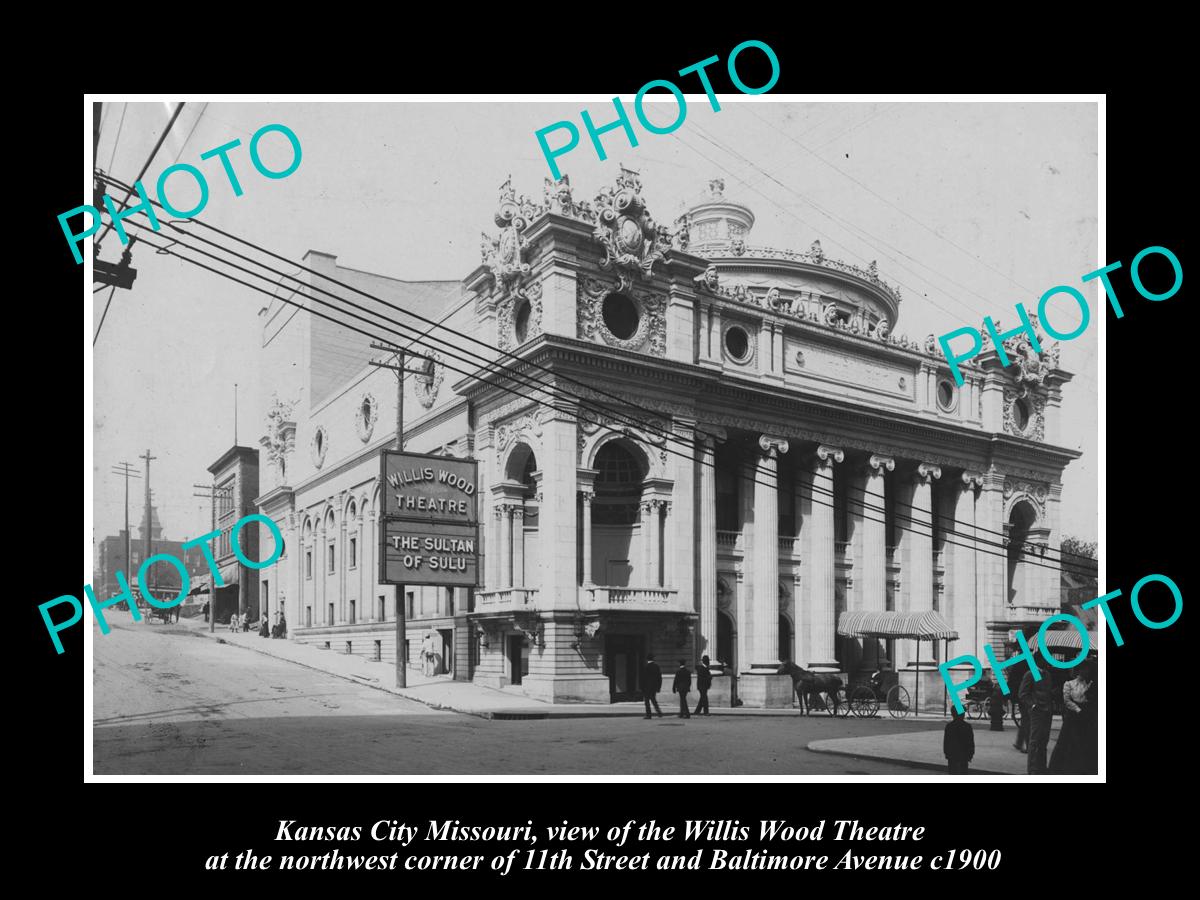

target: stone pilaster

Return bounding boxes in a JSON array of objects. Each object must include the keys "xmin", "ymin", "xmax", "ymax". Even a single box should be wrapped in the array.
[
  {"xmin": 807, "ymin": 445, "xmax": 843, "ymax": 672},
  {"xmin": 898, "ymin": 463, "xmax": 941, "ymax": 669},
  {"xmin": 512, "ymin": 507, "xmax": 525, "ymax": 588},
  {"xmin": 749, "ymin": 435, "xmax": 788, "ymax": 670},
  {"xmin": 859, "ymin": 454, "xmax": 893, "ymax": 670},
  {"xmin": 579, "ymin": 490, "xmax": 594, "ymax": 585},
  {"xmin": 697, "ymin": 429, "xmax": 723, "ymax": 663},
  {"xmin": 953, "ymin": 471, "xmax": 985, "ymax": 662},
  {"xmin": 499, "ymin": 504, "xmax": 513, "ymax": 587}
]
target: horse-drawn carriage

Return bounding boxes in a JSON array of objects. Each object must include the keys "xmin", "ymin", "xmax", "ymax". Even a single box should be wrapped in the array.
[
  {"xmin": 775, "ymin": 663, "xmax": 912, "ymax": 718},
  {"xmin": 138, "ymin": 599, "xmax": 179, "ymax": 624}
]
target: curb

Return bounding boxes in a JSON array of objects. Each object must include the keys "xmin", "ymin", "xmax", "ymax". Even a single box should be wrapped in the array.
[
  {"xmin": 804, "ymin": 741, "xmax": 1013, "ymax": 775},
  {"xmin": 190, "ymin": 627, "xmax": 973, "ymax": 724}
]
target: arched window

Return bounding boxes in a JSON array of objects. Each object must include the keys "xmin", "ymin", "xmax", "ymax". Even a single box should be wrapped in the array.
[{"xmin": 593, "ymin": 441, "xmax": 646, "ymax": 526}]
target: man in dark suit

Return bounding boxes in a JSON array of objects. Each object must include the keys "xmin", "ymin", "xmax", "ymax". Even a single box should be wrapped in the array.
[
  {"xmin": 694, "ymin": 655, "xmax": 713, "ymax": 716},
  {"xmin": 642, "ymin": 655, "xmax": 663, "ymax": 719},
  {"xmin": 672, "ymin": 660, "xmax": 692, "ymax": 718},
  {"xmin": 1023, "ymin": 659, "xmax": 1056, "ymax": 775},
  {"xmin": 943, "ymin": 706, "xmax": 975, "ymax": 774}
]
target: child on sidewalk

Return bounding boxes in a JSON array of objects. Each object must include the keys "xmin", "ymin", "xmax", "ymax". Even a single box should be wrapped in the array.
[{"xmin": 944, "ymin": 707, "xmax": 975, "ymax": 775}]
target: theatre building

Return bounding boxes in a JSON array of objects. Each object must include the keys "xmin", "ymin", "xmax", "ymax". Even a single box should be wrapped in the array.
[{"xmin": 254, "ymin": 171, "xmax": 1079, "ymax": 707}]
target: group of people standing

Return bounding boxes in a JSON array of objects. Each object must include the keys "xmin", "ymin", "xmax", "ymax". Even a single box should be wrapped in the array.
[
  {"xmin": 1010, "ymin": 657, "xmax": 1097, "ymax": 774},
  {"xmin": 944, "ymin": 655, "xmax": 1097, "ymax": 775},
  {"xmin": 641, "ymin": 654, "xmax": 713, "ymax": 719}
]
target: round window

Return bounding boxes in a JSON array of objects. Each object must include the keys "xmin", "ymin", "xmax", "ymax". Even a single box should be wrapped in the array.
[
  {"xmin": 514, "ymin": 300, "xmax": 531, "ymax": 344},
  {"xmin": 724, "ymin": 325, "xmax": 751, "ymax": 362},
  {"xmin": 937, "ymin": 379, "xmax": 956, "ymax": 411},
  {"xmin": 1014, "ymin": 397, "xmax": 1031, "ymax": 431},
  {"xmin": 602, "ymin": 293, "xmax": 640, "ymax": 340}
]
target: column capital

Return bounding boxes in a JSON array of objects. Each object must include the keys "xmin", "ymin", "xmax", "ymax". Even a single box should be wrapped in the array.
[
  {"xmin": 866, "ymin": 454, "xmax": 895, "ymax": 475},
  {"xmin": 815, "ymin": 445, "xmax": 845, "ymax": 466},
  {"xmin": 697, "ymin": 425, "xmax": 728, "ymax": 447},
  {"xmin": 511, "ymin": 507, "xmax": 525, "ymax": 522},
  {"xmin": 913, "ymin": 463, "xmax": 942, "ymax": 484},
  {"xmin": 961, "ymin": 470, "xmax": 985, "ymax": 491},
  {"xmin": 578, "ymin": 489, "xmax": 594, "ymax": 504},
  {"xmin": 757, "ymin": 435, "xmax": 789, "ymax": 458}
]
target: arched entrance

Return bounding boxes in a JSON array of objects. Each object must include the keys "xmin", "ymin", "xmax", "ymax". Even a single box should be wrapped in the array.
[
  {"xmin": 1007, "ymin": 500, "xmax": 1038, "ymax": 606},
  {"xmin": 717, "ymin": 610, "xmax": 734, "ymax": 669},
  {"xmin": 589, "ymin": 439, "xmax": 649, "ymax": 586},
  {"xmin": 499, "ymin": 442, "xmax": 538, "ymax": 588},
  {"xmin": 778, "ymin": 614, "xmax": 793, "ymax": 662}
]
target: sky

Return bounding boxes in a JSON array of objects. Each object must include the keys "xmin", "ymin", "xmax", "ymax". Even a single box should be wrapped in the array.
[{"xmin": 90, "ymin": 99, "xmax": 1098, "ymax": 549}]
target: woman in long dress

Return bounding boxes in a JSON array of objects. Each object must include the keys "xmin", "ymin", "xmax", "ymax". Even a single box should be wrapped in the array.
[{"xmin": 1049, "ymin": 659, "xmax": 1095, "ymax": 773}]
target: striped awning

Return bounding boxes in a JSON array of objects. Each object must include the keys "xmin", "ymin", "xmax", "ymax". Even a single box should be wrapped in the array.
[
  {"xmin": 1028, "ymin": 628, "xmax": 1096, "ymax": 654},
  {"xmin": 837, "ymin": 610, "xmax": 959, "ymax": 641}
]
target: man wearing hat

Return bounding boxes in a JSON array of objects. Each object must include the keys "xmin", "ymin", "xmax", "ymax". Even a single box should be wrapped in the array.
[{"xmin": 694, "ymin": 655, "xmax": 713, "ymax": 716}]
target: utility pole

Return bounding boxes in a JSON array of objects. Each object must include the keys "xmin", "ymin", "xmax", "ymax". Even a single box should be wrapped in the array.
[
  {"xmin": 369, "ymin": 342, "xmax": 429, "ymax": 689},
  {"xmin": 139, "ymin": 448, "xmax": 157, "ymax": 568},
  {"xmin": 111, "ymin": 461, "xmax": 141, "ymax": 599},
  {"xmin": 193, "ymin": 481, "xmax": 232, "ymax": 633}
]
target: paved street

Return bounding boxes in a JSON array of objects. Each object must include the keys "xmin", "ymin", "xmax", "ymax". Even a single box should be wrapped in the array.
[{"xmin": 93, "ymin": 617, "xmax": 943, "ymax": 775}]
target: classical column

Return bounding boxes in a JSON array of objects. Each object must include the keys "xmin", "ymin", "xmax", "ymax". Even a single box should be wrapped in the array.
[
  {"xmin": 749, "ymin": 435, "xmax": 789, "ymax": 670},
  {"xmin": 651, "ymin": 501, "xmax": 664, "ymax": 588},
  {"xmin": 640, "ymin": 499, "xmax": 654, "ymax": 586},
  {"xmin": 512, "ymin": 507, "xmax": 525, "ymax": 588},
  {"xmin": 807, "ymin": 445, "xmax": 843, "ymax": 672},
  {"xmin": 899, "ymin": 463, "xmax": 941, "ymax": 669},
  {"xmin": 500, "ymin": 504, "xmax": 513, "ymax": 588},
  {"xmin": 486, "ymin": 507, "xmax": 501, "ymax": 591},
  {"xmin": 861, "ymin": 455, "xmax": 893, "ymax": 670},
  {"xmin": 698, "ymin": 432, "xmax": 721, "ymax": 662},
  {"xmin": 953, "ymin": 472, "xmax": 985, "ymax": 664},
  {"xmin": 579, "ymin": 490, "xmax": 594, "ymax": 585},
  {"xmin": 661, "ymin": 501, "xmax": 673, "ymax": 588}
]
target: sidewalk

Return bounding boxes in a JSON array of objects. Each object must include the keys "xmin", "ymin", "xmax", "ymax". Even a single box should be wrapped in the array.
[
  {"xmin": 172, "ymin": 615, "xmax": 973, "ymax": 723},
  {"xmin": 807, "ymin": 722, "xmax": 1061, "ymax": 774}
]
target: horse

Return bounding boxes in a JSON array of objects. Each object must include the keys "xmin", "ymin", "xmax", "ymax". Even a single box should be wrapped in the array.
[{"xmin": 777, "ymin": 662, "xmax": 844, "ymax": 715}]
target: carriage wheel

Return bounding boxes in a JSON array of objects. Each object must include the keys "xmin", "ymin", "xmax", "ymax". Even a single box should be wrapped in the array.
[
  {"xmin": 887, "ymin": 685, "xmax": 911, "ymax": 719},
  {"xmin": 966, "ymin": 700, "xmax": 983, "ymax": 720},
  {"xmin": 833, "ymin": 689, "xmax": 851, "ymax": 718},
  {"xmin": 850, "ymin": 686, "xmax": 879, "ymax": 718}
]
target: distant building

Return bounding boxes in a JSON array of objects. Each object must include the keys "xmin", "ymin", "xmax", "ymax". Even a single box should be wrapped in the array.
[
  {"xmin": 93, "ymin": 503, "xmax": 209, "ymax": 603},
  {"xmin": 205, "ymin": 446, "xmax": 261, "ymax": 624}
]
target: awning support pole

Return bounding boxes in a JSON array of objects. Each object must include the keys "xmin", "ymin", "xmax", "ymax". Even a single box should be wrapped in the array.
[{"xmin": 915, "ymin": 637, "xmax": 920, "ymax": 716}]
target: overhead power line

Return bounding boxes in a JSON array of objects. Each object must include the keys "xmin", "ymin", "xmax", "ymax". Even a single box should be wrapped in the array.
[{"xmin": 95, "ymin": 170, "xmax": 1095, "ymax": 577}]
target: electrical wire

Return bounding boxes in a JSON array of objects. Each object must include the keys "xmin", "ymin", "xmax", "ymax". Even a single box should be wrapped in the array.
[
  {"xmin": 94, "ymin": 168, "xmax": 1094, "ymax": 574},
  {"xmin": 112, "ymin": 213, "xmax": 1093, "ymax": 579},
  {"xmin": 744, "ymin": 105, "xmax": 1038, "ymax": 296}
]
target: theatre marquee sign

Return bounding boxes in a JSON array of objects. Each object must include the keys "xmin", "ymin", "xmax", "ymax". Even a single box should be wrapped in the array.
[{"xmin": 379, "ymin": 450, "xmax": 479, "ymax": 587}]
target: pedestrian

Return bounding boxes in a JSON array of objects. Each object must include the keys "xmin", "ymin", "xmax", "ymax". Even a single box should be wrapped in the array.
[
  {"xmin": 943, "ymin": 706, "xmax": 975, "ymax": 774},
  {"xmin": 694, "ymin": 655, "xmax": 712, "ymax": 716},
  {"xmin": 988, "ymin": 675, "xmax": 1005, "ymax": 732},
  {"xmin": 202, "ymin": 600, "xmax": 210, "ymax": 623},
  {"xmin": 642, "ymin": 654, "xmax": 663, "ymax": 719},
  {"xmin": 672, "ymin": 659, "xmax": 692, "ymax": 718},
  {"xmin": 259, "ymin": 615, "xmax": 270, "ymax": 638},
  {"xmin": 1011, "ymin": 653, "xmax": 1030, "ymax": 753},
  {"xmin": 1022, "ymin": 659, "xmax": 1056, "ymax": 775},
  {"xmin": 1050, "ymin": 659, "xmax": 1095, "ymax": 774}
]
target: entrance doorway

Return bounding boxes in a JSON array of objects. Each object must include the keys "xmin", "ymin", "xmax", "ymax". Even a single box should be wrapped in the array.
[
  {"xmin": 507, "ymin": 634, "xmax": 527, "ymax": 686},
  {"xmin": 438, "ymin": 628, "xmax": 453, "ymax": 675},
  {"xmin": 605, "ymin": 634, "xmax": 645, "ymax": 702},
  {"xmin": 717, "ymin": 611, "xmax": 734, "ymax": 668}
]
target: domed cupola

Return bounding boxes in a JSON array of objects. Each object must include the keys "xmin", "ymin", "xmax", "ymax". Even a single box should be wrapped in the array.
[{"xmin": 684, "ymin": 178, "xmax": 755, "ymax": 249}]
